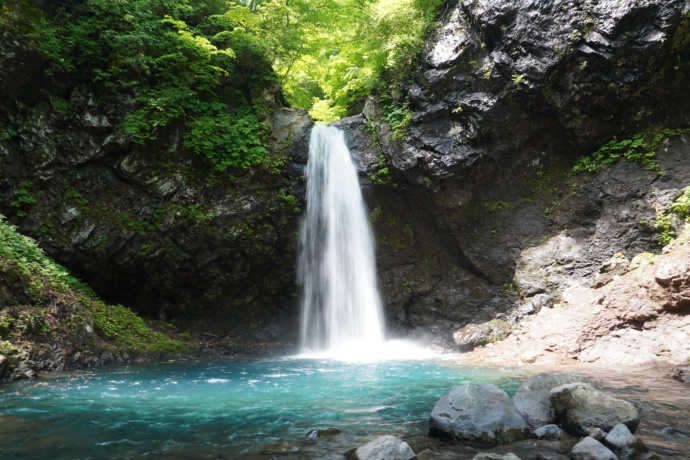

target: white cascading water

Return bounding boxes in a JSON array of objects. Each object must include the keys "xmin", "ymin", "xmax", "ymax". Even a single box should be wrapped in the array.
[{"xmin": 298, "ymin": 125, "xmax": 385, "ymax": 355}]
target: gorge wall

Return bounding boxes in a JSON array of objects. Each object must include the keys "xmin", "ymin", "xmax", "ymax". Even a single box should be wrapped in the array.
[
  {"xmin": 1, "ymin": 0, "xmax": 690, "ymax": 360},
  {"xmin": 335, "ymin": 0, "xmax": 690, "ymax": 352}
]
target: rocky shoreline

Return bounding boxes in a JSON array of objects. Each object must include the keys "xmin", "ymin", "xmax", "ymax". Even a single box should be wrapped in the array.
[
  {"xmin": 452, "ymin": 228, "xmax": 690, "ymax": 368},
  {"xmin": 279, "ymin": 367, "xmax": 688, "ymax": 460}
]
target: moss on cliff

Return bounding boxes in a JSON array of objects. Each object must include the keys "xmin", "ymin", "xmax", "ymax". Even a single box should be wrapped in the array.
[{"xmin": 0, "ymin": 214, "xmax": 187, "ymax": 378}]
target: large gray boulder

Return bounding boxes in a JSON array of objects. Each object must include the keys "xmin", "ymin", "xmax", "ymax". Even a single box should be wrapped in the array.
[
  {"xmin": 429, "ymin": 383, "xmax": 529, "ymax": 445},
  {"xmin": 572, "ymin": 437, "xmax": 618, "ymax": 460},
  {"xmin": 345, "ymin": 436, "xmax": 416, "ymax": 460},
  {"xmin": 513, "ymin": 373, "xmax": 592, "ymax": 429},
  {"xmin": 549, "ymin": 383, "xmax": 640, "ymax": 436}
]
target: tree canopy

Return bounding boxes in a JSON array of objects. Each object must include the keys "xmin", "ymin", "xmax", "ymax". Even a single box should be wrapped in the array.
[
  {"xmin": 3, "ymin": 0, "xmax": 441, "ymax": 169},
  {"xmin": 251, "ymin": 0, "xmax": 442, "ymax": 121}
]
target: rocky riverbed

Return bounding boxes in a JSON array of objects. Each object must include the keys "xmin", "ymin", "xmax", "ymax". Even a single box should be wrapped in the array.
[{"xmin": 342, "ymin": 365, "xmax": 690, "ymax": 460}]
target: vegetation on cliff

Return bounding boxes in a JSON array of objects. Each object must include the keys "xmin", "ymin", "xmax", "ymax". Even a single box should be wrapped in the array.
[
  {"xmin": 0, "ymin": 214, "xmax": 186, "ymax": 378},
  {"xmin": 3, "ymin": 0, "xmax": 441, "ymax": 135},
  {"xmin": 4, "ymin": 0, "xmax": 278, "ymax": 172},
  {"xmin": 572, "ymin": 129, "xmax": 690, "ymax": 174}
]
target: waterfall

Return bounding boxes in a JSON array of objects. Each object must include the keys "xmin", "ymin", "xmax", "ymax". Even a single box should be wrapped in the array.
[{"xmin": 298, "ymin": 125, "xmax": 385, "ymax": 353}]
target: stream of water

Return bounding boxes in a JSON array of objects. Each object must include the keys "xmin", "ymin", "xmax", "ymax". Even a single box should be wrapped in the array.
[{"xmin": 298, "ymin": 124, "xmax": 385, "ymax": 354}]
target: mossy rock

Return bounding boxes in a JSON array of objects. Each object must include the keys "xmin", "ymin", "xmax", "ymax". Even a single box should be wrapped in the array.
[{"xmin": 452, "ymin": 319, "xmax": 512, "ymax": 352}]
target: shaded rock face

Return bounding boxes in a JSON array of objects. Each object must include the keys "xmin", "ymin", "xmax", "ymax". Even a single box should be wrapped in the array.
[
  {"xmin": 400, "ymin": 0, "xmax": 690, "ymax": 182},
  {"xmin": 0, "ymin": 22, "xmax": 312, "ymax": 341},
  {"xmin": 429, "ymin": 383, "xmax": 529, "ymax": 445},
  {"xmin": 338, "ymin": 0, "xmax": 690, "ymax": 347}
]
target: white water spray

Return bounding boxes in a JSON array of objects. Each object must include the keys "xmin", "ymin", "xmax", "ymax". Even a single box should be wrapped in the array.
[{"xmin": 298, "ymin": 125, "xmax": 385, "ymax": 354}]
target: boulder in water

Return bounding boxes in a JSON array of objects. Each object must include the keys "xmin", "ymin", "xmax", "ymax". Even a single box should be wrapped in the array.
[
  {"xmin": 344, "ymin": 435, "xmax": 416, "ymax": 460},
  {"xmin": 262, "ymin": 441, "xmax": 301, "ymax": 454},
  {"xmin": 307, "ymin": 427, "xmax": 342, "ymax": 438},
  {"xmin": 532, "ymin": 424, "xmax": 561, "ymax": 441},
  {"xmin": 604, "ymin": 423, "xmax": 653, "ymax": 457},
  {"xmin": 536, "ymin": 454, "xmax": 570, "ymax": 460},
  {"xmin": 588, "ymin": 427, "xmax": 608, "ymax": 442},
  {"xmin": 571, "ymin": 437, "xmax": 618, "ymax": 460},
  {"xmin": 670, "ymin": 364, "xmax": 690, "ymax": 383},
  {"xmin": 472, "ymin": 453, "xmax": 522, "ymax": 460},
  {"xmin": 429, "ymin": 383, "xmax": 528, "ymax": 445},
  {"xmin": 513, "ymin": 373, "xmax": 592, "ymax": 429},
  {"xmin": 549, "ymin": 383, "xmax": 639, "ymax": 436}
]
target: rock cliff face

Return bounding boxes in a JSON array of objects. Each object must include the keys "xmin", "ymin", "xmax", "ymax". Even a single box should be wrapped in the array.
[
  {"xmin": 2, "ymin": 0, "xmax": 690, "ymax": 360},
  {"xmin": 334, "ymin": 0, "xmax": 690, "ymax": 353},
  {"xmin": 0, "ymin": 15, "xmax": 311, "ymax": 342}
]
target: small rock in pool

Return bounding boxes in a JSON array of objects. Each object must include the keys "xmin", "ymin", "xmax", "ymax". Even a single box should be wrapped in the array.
[
  {"xmin": 604, "ymin": 423, "xmax": 650, "ymax": 454},
  {"xmin": 588, "ymin": 427, "xmax": 607, "ymax": 441},
  {"xmin": 307, "ymin": 427, "xmax": 342, "ymax": 438},
  {"xmin": 536, "ymin": 453, "xmax": 569, "ymax": 460},
  {"xmin": 344, "ymin": 435, "xmax": 416, "ymax": 460},
  {"xmin": 262, "ymin": 441, "xmax": 301, "ymax": 454},
  {"xmin": 670, "ymin": 365, "xmax": 690, "ymax": 383},
  {"xmin": 473, "ymin": 453, "xmax": 522, "ymax": 460},
  {"xmin": 532, "ymin": 424, "xmax": 560, "ymax": 441},
  {"xmin": 571, "ymin": 437, "xmax": 618, "ymax": 460}
]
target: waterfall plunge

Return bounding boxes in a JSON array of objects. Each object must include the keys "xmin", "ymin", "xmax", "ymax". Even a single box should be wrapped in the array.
[{"xmin": 298, "ymin": 125, "xmax": 385, "ymax": 354}]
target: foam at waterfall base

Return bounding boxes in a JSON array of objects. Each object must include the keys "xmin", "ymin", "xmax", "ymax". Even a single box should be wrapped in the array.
[{"xmin": 293, "ymin": 339, "xmax": 436, "ymax": 362}]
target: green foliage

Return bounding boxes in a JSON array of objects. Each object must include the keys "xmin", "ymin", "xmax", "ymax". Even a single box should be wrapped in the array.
[
  {"xmin": 483, "ymin": 200, "xmax": 514, "ymax": 212},
  {"xmin": 655, "ymin": 187, "xmax": 690, "ymax": 245},
  {"xmin": 182, "ymin": 108, "xmax": 269, "ymax": 171},
  {"xmin": 572, "ymin": 129, "xmax": 689, "ymax": 174},
  {"xmin": 403, "ymin": 280, "xmax": 413, "ymax": 294},
  {"xmin": 511, "ymin": 74, "xmax": 525, "ymax": 84},
  {"xmin": 368, "ymin": 153, "xmax": 394, "ymax": 185},
  {"xmin": 26, "ymin": 0, "xmax": 276, "ymax": 172},
  {"xmin": 655, "ymin": 212, "xmax": 675, "ymax": 245},
  {"xmin": 0, "ymin": 213, "xmax": 72, "ymax": 297},
  {"xmin": 669, "ymin": 187, "xmax": 690, "ymax": 216},
  {"xmin": 88, "ymin": 301, "xmax": 185, "ymax": 353},
  {"xmin": 250, "ymin": 0, "xmax": 442, "ymax": 121},
  {"xmin": 12, "ymin": 0, "xmax": 442, "ymax": 156},
  {"xmin": 278, "ymin": 189, "xmax": 301, "ymax": 214},
  {"xmin": 169, "ymin": 203, "xmax": 217, "ymax": 223},
  {"xmin": 10, "ymin": 182, "xmax": 36, "ymax": 217},
  {"xmin": 0, "ymin": 214, "xmax": 185, "ymax": 353},
  {"xmin": 380, "ymin": 99, "xmax": 414, "ymax": 140}
]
